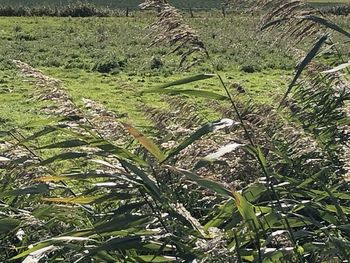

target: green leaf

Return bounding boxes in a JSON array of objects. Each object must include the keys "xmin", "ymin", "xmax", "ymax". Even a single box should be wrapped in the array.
[
  {"xmin": 11, "ymin": 237, "xmax": 90, "ymax": 260},
  {"xmin": 170, "ymin": 167, "xmax": 233, "ymax": 197},
  {"xmin": 94, "ymin": 214, "xmax": 149, "ymax": 234},
  {"xmin": 94, "ymin": 251, "xmax": 119, "ymax": 262},
  {"xmin": 35, "ymin": 171, "xmax": 115, "ymax": 182},
  {"xmin": 0, "ymin": 130, "xmax": 9, "ymax": 137},
  {"xmin": 337, "ymin": 117, "xmax": 350, "ymax": 126},
  {"xmin": 279, "ymin": 34, "xmax": 328, "ymax": 108},
  {"xmin": 112, "ymin": 201, "xmax": 147, "ymax": 215},
  {"xmin": 38, "ymin": 139, "xmax": 88, "ymax": 149},
  {"xmin": 93, "ymin": 142, "xmax": 147, "ymax": 166},
  {"xmin": 21, "ymin": 126, "xmax": 60, "ymax": 143},
  {"xmin": 32, "ymin": 205, "xmax": 56, "ymax": 219},
  {"xmin": 243, "ymin": 183, "xmax": 267, "ymax": 203},
  {"xmin": 69, "ymin": 214, "xmax": 150, "ymax": 237},
  {"xmin": 0, "ymin": 218, "xmax": 20, "ymax": 234},
  {"xmin": 22, "ymin": 245, "xmax": 59, "ymax": 263},
  {"xmin": 297, "ymin": 168, "xmax": 328, "ymax": 188},
  {"xmin": 41, "ymin": 152, "xmax": 88, "ymax": 165},
  {"xmin": 322, "ymin": 186, "xmax": 349, "ymax": 223},
  {"xmin": 11, "ymin": 242, "xmax": 51, "ymax": 260},
  {"xmin": 262, "ymin": 248, "xmax": 294, "ymax": 263},
  {"xmin": 123, "ymin": 123, "xmax": 166, "ymax": 162},
  {"xmin": 133, "ymin": 255, "xmax": 176, "ymax": 262},
  {"xmin": 233, "ymin": 191, "xmax": 259, "ymax": 229},
  {"xmin": 35, "ymin": 168, "xmax": 130, "ymax": 183},
  {"xmin": 89, "ymin": 236, "xmax": 144, "ymax": 254},
  {"xmin": 20, "ymin": 125, "xmax": 91, "ymax": 145},
  {"xmin": 152, "ymin": 74, "xmax": 216, "ymax": 90},
  {"xmin": 325, "ymin": 205, "xmax": 350, "ymax": 215},
  {"xmin": 204, "ymin": 200, "xmax": 236, "ymax": 229},
  {"xmin": 120, "ymin": 160, "xmax": 161, "ymax": 200}
]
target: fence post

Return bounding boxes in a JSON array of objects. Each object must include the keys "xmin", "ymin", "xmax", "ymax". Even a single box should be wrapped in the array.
[
  {"xmin": 126, "ymin": 7, "xmax": 129, "ymax": 17},
  {"xmin": 190, "ymin": 8, "xmax": 194, "ymax": 18},
  {"xmin": 222, "ymin": 7, "xmax": 226, "ymax": 17}
]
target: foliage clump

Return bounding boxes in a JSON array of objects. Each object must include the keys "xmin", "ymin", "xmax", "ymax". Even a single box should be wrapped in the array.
[
  {"xmin": 0, "ymin": 3, "xmax": 115, "ymax": 17},
  {"xmin": 92, "ymin": 57, "xmax": 127, "ymax": 73}
]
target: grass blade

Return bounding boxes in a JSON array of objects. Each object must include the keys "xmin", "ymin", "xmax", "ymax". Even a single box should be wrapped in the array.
[
  {"xmin": 155, "ymin": 74, "xmax": 216, "ymax": 89},
  {"xmin": 11, "ymin": 243, "xmax": 52, "ymax": 260},
  {"xmin": 41, "ymin": 152, "xmax": 88, "ymax": 165},
  {"xmin": 43, "ymin": 196, "xmax": 102, "ymax": 204},
  {"xmin": 123, "ymin": 123, "xmax": 166, "ymax": 162},
  {"xmin": 170, "ymin": 167, "xmax": 233, "ymax": 198},
  {"xmin": 0, "ymin": 218, "xmax": 20, "ymax": 234},
  {"xmin": 279, "ymin": 34, "xmax": 328, "ymax": 108},
  {"xmin": 93, "ymin": 142, "xmax": 148, "ymax": 166},
  {"xmin": 38, "ymin": 139, "xmax": 88, "ymax": 149},
  {"xmin": 120, "ymin": 160, "xmax": 161, "ymax": 200},
  {"xmin": 233, "ymin": 191, "xmax": 259, "ymax": 229},
  {"xmin": 88, "ymin": 236, "xmax": 143, "ymax": 255}
]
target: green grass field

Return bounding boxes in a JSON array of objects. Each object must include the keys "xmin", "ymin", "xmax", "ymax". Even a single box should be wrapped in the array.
[
  {"xmin": 0, "ymin": 6, "xmax": 348, "ymax": 136},
  {"xmin": 0, "ymin": 14, "xmax": 297, "ymax": 132},
  {"xmin": 1, "ymin": 12, "xmax": 349, "ymax": 132}
]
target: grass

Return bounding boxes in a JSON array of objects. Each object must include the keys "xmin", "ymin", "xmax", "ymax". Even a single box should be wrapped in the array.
[
  {"xmin": 0, "ymin": 67, "xmax": 48, "ymax": 130},
  {"xmin": 0, "ymin": 14, "xmax": 297, "ymax": 132},
  {"xmin": 0, "ymin": 13, "xmax": 348, "ymax": 134},
  {"xmin": 0, "ymin": 13, "xmax": 347, "ymax": 132},
  {"xmin": 0, "ymin": 63, "xmax": 289, "ymax": 132},
  {"xmin": 0, "ymin": 15, "xmax": 295, "ymax": 71},
  {"xmin": 44, "ymin": 67, "xmax": 289, "ymax": 116}
]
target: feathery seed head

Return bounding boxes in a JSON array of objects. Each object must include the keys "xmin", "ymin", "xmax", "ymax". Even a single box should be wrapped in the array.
[
  {"xmin": 139, "ymin": 0, "xmax": 168, "ymax": 9},
  {"xmin": 140, "ymin": 1, "xmax": 208, "ymax": 68},
  {"xmin": 257, "ymin": 0, "xmax": 322, "ymax": 42}
]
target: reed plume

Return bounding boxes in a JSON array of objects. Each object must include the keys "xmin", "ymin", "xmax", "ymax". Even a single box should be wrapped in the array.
[
  {"xmin": 139, "ymin": 0, "xmax": 168, "ymax": 9},
  {"xmin": 140, "ymin": 0, "xmax": 208, "ymax": 68},
  {"xmin": 256, "ymin": 0, "xmax": 322, "ymax": 42}
]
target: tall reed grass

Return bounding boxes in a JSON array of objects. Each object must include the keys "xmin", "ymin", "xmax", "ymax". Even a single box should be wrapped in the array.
[{"xmin": 0, "ymin": 0, "xmax": 349, "ymax": 262}]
